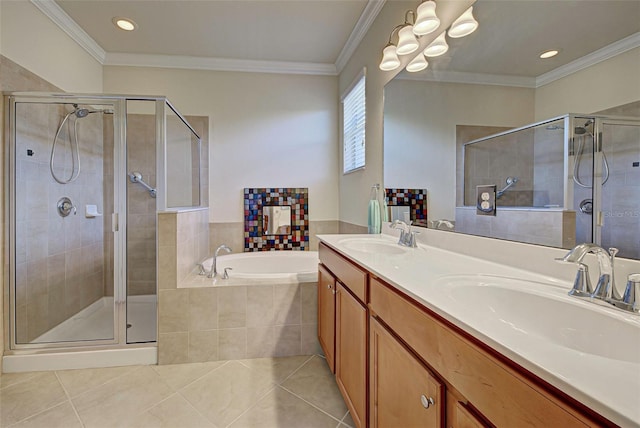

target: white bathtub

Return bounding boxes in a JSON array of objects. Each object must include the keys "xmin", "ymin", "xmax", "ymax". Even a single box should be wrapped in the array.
[{"xmin": 199, "ymin": 250, "xmax": 319, "ymax": 284}]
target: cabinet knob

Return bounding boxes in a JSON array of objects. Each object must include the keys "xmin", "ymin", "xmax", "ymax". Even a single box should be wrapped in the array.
[
  {"xmin": 420, "ymin": 395, "xmax": 435, "ymax": 409},
  {"xmin": 327, "ymin": 284, "xmax": 333, "ymax": 289}
]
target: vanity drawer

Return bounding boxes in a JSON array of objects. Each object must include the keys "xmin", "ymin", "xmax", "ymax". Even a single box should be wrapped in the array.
[
  {"xmin": 369, "ymin": 276, "xmax": 596, "ymax": 428},
  {"xmin": 319, "ymin": 243, "xmax": 367, "ymax": 303}
]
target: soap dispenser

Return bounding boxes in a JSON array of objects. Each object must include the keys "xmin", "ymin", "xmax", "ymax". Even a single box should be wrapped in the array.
[{"xmin": 368, "ymin": 184, "xmax": 381, "ymax": 234}]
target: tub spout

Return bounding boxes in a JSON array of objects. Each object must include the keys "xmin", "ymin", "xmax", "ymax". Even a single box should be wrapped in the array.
[{"xmin": 208, "ymin": 245, "xmax": 232, "ymax": 278}]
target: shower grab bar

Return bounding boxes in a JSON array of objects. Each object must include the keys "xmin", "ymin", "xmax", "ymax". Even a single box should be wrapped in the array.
[
  {"xmin": 496, "ymin": 176, "xmax": 519, "ymax": 199},
  {"xmin": 128, "ymin": 172, "xmax": 157, "ymax": 198}
]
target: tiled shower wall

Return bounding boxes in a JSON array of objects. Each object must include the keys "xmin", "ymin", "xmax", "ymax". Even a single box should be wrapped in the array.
[
  {"xmin": 14, "ymin": 101, "xmax": 105, "ymax": 342},
  {"xmin": 455, "ymin": 206, "xmax": 576, "ymax": 249},
  {"xmin": 462, "ymin": 127, "xmax": 535, "ymax": 207}
]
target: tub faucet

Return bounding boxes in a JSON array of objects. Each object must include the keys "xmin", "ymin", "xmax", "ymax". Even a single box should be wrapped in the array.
[
  {"xmin": 556, "ymin": 243, "xmax": 621, "ymax": 303},
  {"xmin": 209, "ymin": 244, "xmax": 232, "ymax": 278}
]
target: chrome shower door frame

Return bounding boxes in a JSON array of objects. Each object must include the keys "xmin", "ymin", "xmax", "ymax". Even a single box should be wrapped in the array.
[{"xmin": 5, "ymin": 94, "xmax": 126, "ymax": 351}]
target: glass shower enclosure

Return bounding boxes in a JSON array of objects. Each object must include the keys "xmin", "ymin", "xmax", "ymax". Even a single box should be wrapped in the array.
[
  {"xmin": 460, "ymin": 113, "xmax": 640, "ymax": 258},
  {"xmin": 4, "ymin": 93, "xmax": 201, "ymax": 352}
]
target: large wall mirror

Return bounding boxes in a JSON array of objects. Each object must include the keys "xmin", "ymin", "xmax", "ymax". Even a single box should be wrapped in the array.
[{"xmin": 383, "ymin": 0, "xmax": 640, "ymax": 259}]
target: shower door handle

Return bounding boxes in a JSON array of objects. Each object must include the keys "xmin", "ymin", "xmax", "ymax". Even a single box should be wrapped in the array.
[{"xmin": 112, "ymin": 213, "xmax": 119, "ymax": 232}]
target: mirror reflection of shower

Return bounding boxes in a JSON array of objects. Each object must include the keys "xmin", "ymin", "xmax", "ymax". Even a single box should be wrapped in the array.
[
  {"xmin": 558, "ymin": 120, "xmax": 610, "ymax": 188},
  {"xmin": 128, "ymin": 171, "xmax": 157, "ymax": 198},
  {"xmin": 50, "ymin": 104, "xmax": 113, "ymax": 184},
  {"xmin": 496, "ymin": 176, "xmax": 519, "ymax": 199}
]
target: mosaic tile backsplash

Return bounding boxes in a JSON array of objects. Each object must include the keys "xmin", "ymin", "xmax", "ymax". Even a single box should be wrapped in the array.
[
  {"xmin": 385, "ymin": 188, "xmax": 428, "ymax": 227},
  {"xmin": 244, "ymin": 188, "xmax": 309, "ymax": 251}
]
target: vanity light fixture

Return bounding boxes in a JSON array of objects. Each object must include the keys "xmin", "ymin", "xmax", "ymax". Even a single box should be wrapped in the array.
[
  {"xmin": 112, "ymin": 17, "xmax": 137, "ymax": 31},
  {"xmin": 447, "ymin": 6, "xmax": 478, "ymax": 38},
  {"xmin": 380, "ymin": 2, "xmax": 478, "ymax": 71},
  {"xmin": 396, "ymin": 11, "xmax": 420, "ymax": 56},
  {"xmin": 406, "ymin": 54, "xmax": 428, "ymax": 72},
  {"xmin": 413, "ymin": 1, "xmax": 440, "ymax": 36},
  {"xmin": 424, "ymin": 32, "xmax": 448, "ymax": 57},
  {"xmin": 540, "ymin": 49, "xmax": 560, "ymax": 59}
]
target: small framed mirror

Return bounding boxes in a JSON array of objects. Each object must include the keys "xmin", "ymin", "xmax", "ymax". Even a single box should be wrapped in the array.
[{"xmin": 263, "ymin": 205, "xmax": 292, "ymax": 235}]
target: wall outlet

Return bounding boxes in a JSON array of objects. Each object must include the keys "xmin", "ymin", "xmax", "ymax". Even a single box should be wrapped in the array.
[{"xmin": 476, "ymin": 185, "xmax": 497, "ymax": 216}]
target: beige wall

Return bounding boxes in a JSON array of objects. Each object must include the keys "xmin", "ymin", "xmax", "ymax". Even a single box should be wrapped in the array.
[
  {"xmin": 535, "ymin": 47, "xmax": 640, "ymax": 120},
  {"xmin": 103, "ymin": 66, "xmax": 339, "ymax": 226},
  {"xmin": 0, "ymin": 1, "xmax": 102, "ymax": 93}
]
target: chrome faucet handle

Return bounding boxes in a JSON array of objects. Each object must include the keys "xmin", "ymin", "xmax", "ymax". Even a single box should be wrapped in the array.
[
  {"xmin": 618, "ymin": 274, "xmax": 640, "ymax": 313},
  {"xmin": 568, "ymin": 263, "xmax": 593, "ymax": 297},
  {"xmin": 222, "ymin": 267, "xmax": 233, "ymax": 280},
  {"xmin": 196, "ymin": 263, "xmax": 207, "ymax": 276},
  {"xmin": 407, "ymin": 230, "xmax": 420, "ymax": 248}
]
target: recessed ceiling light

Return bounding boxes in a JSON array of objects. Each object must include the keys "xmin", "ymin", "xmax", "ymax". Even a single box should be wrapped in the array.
[
  {"xmin": 539, "ymin": 49, "xmax": 559, "ymax": 59},
  {"xmin": 112, "ymin": 17, "xmax": 137, "ymax": 31}
]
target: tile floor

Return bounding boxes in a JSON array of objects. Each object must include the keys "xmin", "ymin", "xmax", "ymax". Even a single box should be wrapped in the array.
[{"xmin": 0, "ymin": 354, "xmax": 353, "ymax": 428}]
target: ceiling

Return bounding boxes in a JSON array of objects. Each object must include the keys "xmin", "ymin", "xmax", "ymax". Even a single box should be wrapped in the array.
[
  {"xmin": 401, "ymin": 0, "xmax": 640, "ymax": 85},
  {"xmin": 45, "ymin": 0, "xmax": 640, "ymax": 81},
  {"xmin": 53, "ymin": 0, "xmax": 373, "ymax": 72}
]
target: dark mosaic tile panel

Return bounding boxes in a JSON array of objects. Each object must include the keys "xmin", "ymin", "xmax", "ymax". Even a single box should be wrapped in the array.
[
  {"xmin": 244, "ymin": 188, "xmax": 309, "ymax": 251},
  {"xmin": 385, "ymin": 188, "xmax": 428, "ymax": 227}
]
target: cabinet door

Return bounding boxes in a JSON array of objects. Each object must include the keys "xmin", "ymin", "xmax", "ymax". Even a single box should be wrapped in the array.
[
  {"xmin": 318, "ymin": 264, "xmax": 336, "ymax": 373},
  {"xmin": 370, "ymin": 317, "xmax": 443, "ymax": 428},
  {"xmin": 455, "ymin": 401, "xmax": 489, "ymax": 428},
  {"xmin": 336, "ymin": 282, "xmax": 367, "ymax": 428}
]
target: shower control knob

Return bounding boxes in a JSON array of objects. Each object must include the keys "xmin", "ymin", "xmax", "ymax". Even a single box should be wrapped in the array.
[{"xmin": 57, "ymin": 197, "xmax": 76, "ymax": 217}]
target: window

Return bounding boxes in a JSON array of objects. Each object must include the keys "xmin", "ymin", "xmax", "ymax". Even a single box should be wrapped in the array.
[{"xmin": 342, "ymin": 73, "xmax": 366, "ymax": 173}]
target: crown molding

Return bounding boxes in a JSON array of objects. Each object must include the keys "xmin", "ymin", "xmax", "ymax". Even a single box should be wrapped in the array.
[
  {"xmin": 104, "ymin": 53, "xmax": 338, "ymax": 76},
  {"xmin": 398, "ymin": 70, "xmax": 536, "ymax": 88},
  {"xmin": 536, "ymin": 32, "xmax": 640, "ymax": 88},
  {"xmin": 30, "ymin": 0, "xmax": 106, "ymax": 64},
  {"xmin": 335, "ymin": 0, "xmax": 386, "ymax": 73}
]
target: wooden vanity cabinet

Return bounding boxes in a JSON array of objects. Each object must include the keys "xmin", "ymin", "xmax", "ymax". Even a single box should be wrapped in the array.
[
  {"xmin": 317, "ymin": 264, "xmax": 336, "ymax": 373},
  {"xmin": 370, "ymin": 317, "xmax": 443, "ymax": 428},
  {"xmin": 369, "ymin": 276, "xmax": 602, "ymax": 428},
  {"xmin": 319, "ymin": 243, "xmax": 368, "ymax": 428}
]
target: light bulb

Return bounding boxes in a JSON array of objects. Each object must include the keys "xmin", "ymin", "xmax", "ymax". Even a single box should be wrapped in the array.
[
  {"xmin": 112, "ymin": 17, "xmax": 137, "ymax": 31},
  {"xmin": 396, "ymin": 25, "xmax": 419, "ymax": 55},
  {"xmin": 406, "ymin": 54, "xmax": 428, "ymax": 73},
  {"xmin": 413, "ymin": 1, "xmax": 440, "ymax": 36},
  {"xmin": 424, "ymin": 32, "xmax": 448, "ymax": 57},
  {"xmin": 379, "ymin": 45, "xmax": 401, "ymax": 71},
  {"xmin": 448, "ymin": 7, "xmax": 478, "ymax": 38}
]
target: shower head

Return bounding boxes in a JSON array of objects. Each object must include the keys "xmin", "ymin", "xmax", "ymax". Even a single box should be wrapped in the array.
[
  {"xmin": 72, "ymin": 104, "xmax": 111, "ymax": 118},
  {"xmin": 75, "ymin": 108, "xmax": 90, "ymax": 118},
  {"xmin": 574, "ymin": 120, "xmax": 594, "ymax": 135}
]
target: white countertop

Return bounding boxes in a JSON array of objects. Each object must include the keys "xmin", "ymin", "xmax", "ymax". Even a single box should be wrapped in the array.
[{"xmin": 317, "ymin": 233, "xmax": 640, "ymax": 427}]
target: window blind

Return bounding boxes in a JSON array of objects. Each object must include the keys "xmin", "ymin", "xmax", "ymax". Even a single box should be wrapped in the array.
[{"xmin": 343, "ymin": 75, "xmax": 366, "ymax": 173}]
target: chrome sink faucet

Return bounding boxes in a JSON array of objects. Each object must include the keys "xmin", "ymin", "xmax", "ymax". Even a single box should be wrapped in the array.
[
  {"xmin": 557, "ymin": 243, "xmax": 638, "ymax": 313},
  {"xmin": 208, "ymin": 244, "xmax": 232, "ymax": 278},
  {"xmin": 390, "ymin": 219, "xmax": 419, "ymax": 248}
]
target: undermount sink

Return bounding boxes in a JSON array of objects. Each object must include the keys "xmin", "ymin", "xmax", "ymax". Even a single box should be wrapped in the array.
[
  {"xmin": 435, "ymin": 275, "xmax": 640, "ymax": 364},
  {"xmin": 340, "ymin": 238, "xmax": 408, "ymax": 255}
]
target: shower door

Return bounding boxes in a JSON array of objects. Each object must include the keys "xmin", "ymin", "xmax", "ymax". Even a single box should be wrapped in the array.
[
  {"xmin": 9, "ymin": 97, "xmax": 123, "ymax": 347},
  {"xmin": 597, "ymin": 118, "xmax": 640, "ymax": 259}
]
